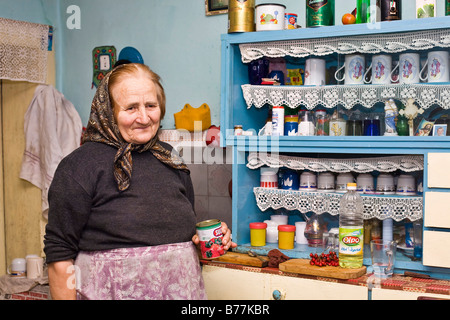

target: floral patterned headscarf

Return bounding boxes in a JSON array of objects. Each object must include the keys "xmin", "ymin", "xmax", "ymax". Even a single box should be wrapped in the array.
[{"xmin": 82, "ymin": 65, "xmax": 189, "ymax": 191}]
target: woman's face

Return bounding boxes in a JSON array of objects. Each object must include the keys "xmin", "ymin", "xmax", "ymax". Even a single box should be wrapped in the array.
[{"xmin": 111, "ymin": 73, "xmax": 161, "ymax": 144}]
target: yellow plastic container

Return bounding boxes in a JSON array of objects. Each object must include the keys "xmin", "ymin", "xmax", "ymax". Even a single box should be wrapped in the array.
[
  {"xmin": 249, "ymin": 222, "xmax": 267, "ymax": 246},
  {"xmin": 278, "ymin": 225, "xmax": 296, "ymax": 249}
]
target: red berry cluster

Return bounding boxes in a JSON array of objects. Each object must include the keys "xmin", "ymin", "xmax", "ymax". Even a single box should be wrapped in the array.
[{"xmin": 309, "ymin": 251, "xmax": 339, "ymax": 267}]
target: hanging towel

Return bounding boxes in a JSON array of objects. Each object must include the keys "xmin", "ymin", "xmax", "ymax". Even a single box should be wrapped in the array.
[{"xmin": 20, "ymin": 85, "xmax": 83, "ymax": 219}]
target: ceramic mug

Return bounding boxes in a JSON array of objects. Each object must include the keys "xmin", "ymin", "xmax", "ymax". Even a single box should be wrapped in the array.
[
  {"xmin": 365, "ymin": 54, "xmax": 392, "ymax": 84},
  {"xmin": 336, "ymin": 172, "xmax": 354, "ymax": 192},
  {"xmin": 260, "ymin": 170, "xmax": 278, "ymax": 189},
  {"xmin": 281, "ymin": 169, "xmax": 300, "ymax": 190},
  {"xmin": 300, "ymin": 171, "xmax": 317, "ymax": 191},
  {"xmin": 8, "ymin": 258, "xmax": 26, "ymax": 278},
  {"xmin": 27, "ymin": 256, "xmax": 44, "ymax": 280},
  {"xmin": 356, "ymin": 173, "xmax": 375, "ymax": 194},
  {"xmin": 420, "ymin": 51, "xmax": 450, "ymax": 83},
  {"xmin": 335, "ymin": 54, "xmax": 366, "ymax": 85},
  {"xmin": 391, "ymin": 53, "xmax": 426, "ymax": 84},
  {"xmin": 376, "ymin": 173, "xmax": 395, "ymax": 194},
  {"xmin": 304, "ymin": 58, "xmax": 326, "ymax": 86},
  {"xmin": 317, "ymin": 172, "xmax": 335, "ymax": 192},
  {"xmin": 396, "ymin": 174, "xmax": 416, "ymax": 196}
]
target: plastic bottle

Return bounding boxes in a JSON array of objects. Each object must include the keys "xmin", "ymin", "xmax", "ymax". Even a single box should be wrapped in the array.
[{"xmin": 339, "ymin": 183, "xmax": 364, "ymax": 268}]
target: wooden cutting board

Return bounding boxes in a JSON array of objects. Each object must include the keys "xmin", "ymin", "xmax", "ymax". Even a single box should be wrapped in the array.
[
  {"xmin": 279, "ymin": 259, "xmax": 366, "ymax": 279},
  {"xmin": 209, "ymin": 252, "xmax": 269, "ymax": 267}
]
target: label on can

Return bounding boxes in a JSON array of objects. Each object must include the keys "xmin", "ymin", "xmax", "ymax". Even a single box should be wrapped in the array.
[
  {"xmin": 306, "ymin": 0, "xmax": 334, "ymax": 27},
  {"xmin": 271, "ymin": 106, "xmax": 285, "ymax": 136},
  {"xmin": 196, "ymin": 219, "xmax": 224, "ymax": 259}
]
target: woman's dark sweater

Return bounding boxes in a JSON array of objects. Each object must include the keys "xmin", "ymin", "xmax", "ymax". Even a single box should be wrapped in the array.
[{"xmin": 44, "ymin": 141, "xmax": 197, "ymax": 264}]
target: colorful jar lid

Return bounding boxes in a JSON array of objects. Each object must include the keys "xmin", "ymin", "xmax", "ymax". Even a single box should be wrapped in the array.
[
  {"xmin": 278, "ymin": 224, "xmax": 296, "ymax": 232},
  {"xmin": 250, "ymin": 222, "xmax": 267, "ymax": 229},
  {"xmin": 284, "ymin": 115, "xmax": 299, "ymax": 122}
]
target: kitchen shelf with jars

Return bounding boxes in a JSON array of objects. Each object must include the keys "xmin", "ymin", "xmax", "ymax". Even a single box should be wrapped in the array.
[{"xmin": 220, "ymin": 17, "xmax": 450, "ymax": 278}]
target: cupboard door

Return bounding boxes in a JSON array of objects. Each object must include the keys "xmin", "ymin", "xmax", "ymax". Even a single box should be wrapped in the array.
[
  {"xmin": 372, "ymin": 288, "xmax": 450, "ymax": 300},
  {"xmin": 268, "ymin": 274, "xmax": 368, "ymax": 300},
  {"xmin": 424, "ymin": 192, "xmax": 450, "ymax": 229},
  {"xmin": 423, "ymin": 231, "xmax": 450, "ymax": 268},
  {"xmin": 202, "ymin": 265, "xmax": 267, "ymax": 300},
  {"xmin": 428, "ymin": 153, "xmax": 450, "ymax": 188}
]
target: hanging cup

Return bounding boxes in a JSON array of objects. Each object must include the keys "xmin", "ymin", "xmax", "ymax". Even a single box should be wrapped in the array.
[
  {"xmin": 364, "ymin": 54, "xmax": 392, "ymax": 84},
  {"xmin": 390, "ymin": 53, "xmax": 427, "ymax": 84},
  {"xmin": 335, "ymin": 54, "xmax": 366, "ymax": 85},
  {"xmin": 420, "ymin": 51, "xmax": 450, "ymax": 83}
]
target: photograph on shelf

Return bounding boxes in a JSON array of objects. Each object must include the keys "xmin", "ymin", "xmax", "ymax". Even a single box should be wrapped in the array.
[
  {"xmin": 433, "ymin": 124, "xmax": 447, "ymax": 136},
  {"xmin": 205, "ymin": 0, "xmax": 228, "ymax": 16}
]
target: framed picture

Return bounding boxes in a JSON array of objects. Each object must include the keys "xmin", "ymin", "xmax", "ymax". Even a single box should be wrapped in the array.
[
  {"xmin": 414, "ymin": 119, "xmax": 435, "ymax": 136},
  {"xmin": 433, "ymin": 124, "xmax": 447, "ymax": 136},
  {"xmin": 205, "ymin": 0, "xmax": 229, "ymax": 16}
]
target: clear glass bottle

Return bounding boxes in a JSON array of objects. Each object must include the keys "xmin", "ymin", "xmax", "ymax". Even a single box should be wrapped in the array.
[{"xmin": 339, "ymin": 183, "xmax": 364, "ymax": 268}]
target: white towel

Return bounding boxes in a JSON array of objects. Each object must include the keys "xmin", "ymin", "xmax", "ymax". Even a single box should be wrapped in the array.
[{"xmin": 20, "ymin": 85, "xmax": 83, "ymax": 219}]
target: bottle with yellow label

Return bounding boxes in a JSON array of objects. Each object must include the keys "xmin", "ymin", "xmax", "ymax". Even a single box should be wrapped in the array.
[{"xmin": 339, "ymin": 183, "xmax": 364, "ymax": 268}]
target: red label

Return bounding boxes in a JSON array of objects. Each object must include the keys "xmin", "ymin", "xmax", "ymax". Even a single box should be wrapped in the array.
[
  {"xmin": 213, "ymin": 227, "xmax": 223, "ymax": 237},
  {"xmin": 342, "ymin": 236, "xmax": 360, "ymax": 245}
]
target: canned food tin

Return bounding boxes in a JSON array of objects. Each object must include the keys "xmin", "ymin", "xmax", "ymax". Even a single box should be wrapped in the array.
[
  {"xmin": 228, "ymin": 0, "xmax": 255, "ymax": 33},
  {"xmin": 306, "ymin": 0, "xmax": 335, "ymax": 27},
  {"xmin": 285, "ymin": 13, "xmax": 298, "ymax": 29},
  {"xmin": 196, "ymin": 219, "xmax": 224, "ymax": 259}
]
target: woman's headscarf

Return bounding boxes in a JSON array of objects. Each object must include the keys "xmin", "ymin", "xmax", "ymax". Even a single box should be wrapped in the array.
[{"xmin": 82, "ymin": 65, "xmax": 189, "ymax": 191}]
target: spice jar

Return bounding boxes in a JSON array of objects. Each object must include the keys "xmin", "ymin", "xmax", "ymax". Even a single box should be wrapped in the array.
[
  {"xmin": 250, "ymin": 222, "xmax": 267, "ymax": 246},
  {"xmin": 278, "ymin": 224, "xmax": 296, "ymax": 250}
]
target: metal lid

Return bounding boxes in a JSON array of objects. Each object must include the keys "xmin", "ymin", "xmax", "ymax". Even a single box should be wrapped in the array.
[{"xmin": 196, "ymin": 219, "xmax": 221, "ymax": 229}]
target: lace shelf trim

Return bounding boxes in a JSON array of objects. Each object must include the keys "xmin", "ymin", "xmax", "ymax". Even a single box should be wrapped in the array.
[
  {"xmin": 242, "ymin": 83, "xmax": 450, "ymax": 110},
  {"xmin": 247, "ymin": 153, "xmax": 424, "ymax": 173},
  {"xmin": 253, "ymin": 187, "xmax": 423, "ymax": 222},
  {"xmin": 239, "ymin": 28, "xmax": 450, "ymax": 63}
]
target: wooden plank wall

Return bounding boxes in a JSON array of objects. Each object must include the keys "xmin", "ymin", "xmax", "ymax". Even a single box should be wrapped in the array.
[{"xmin": 0, "ymin": 51, "xmax": 55, "ymax": 274}]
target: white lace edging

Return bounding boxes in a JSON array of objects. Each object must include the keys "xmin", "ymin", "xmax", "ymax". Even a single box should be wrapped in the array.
[
  {"xmin": 242, "ymin": 84, "xmax": 450, "ymax": 110},
  {"xmin": 239, "ymin": 29, "xmax": 450, "ymax": 63},
  {"xmin": 0, "ymin": 17, "xmax": 49, "ymax": 84},
  {"xmin": 254, "ymin": 187, "xmax": 423, "ymax": 222},
  {"xmin": 247, "ymin": 153, "xmax": 424, "ymax": 173}
]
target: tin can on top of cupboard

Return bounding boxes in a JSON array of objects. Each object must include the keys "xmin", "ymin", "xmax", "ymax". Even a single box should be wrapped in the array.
[
  {"xmin": 196, "ymin": 219, "xmax": 224, "ymax": 259},
  {"xmin": 228, "ymin": 0, "xmax": 255, "ymax": 33},
  {"xmin": 306, "ymin": 0, "xmax": 335, "ymax": 27}
]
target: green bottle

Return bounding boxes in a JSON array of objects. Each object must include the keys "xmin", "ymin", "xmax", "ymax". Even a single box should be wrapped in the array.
[
  {"xmin": 447, "ymin": 0, "xmax": 450, "ymax": 16},
  {"xmin": 356, "ymin": 0, "xmax": 371, "ymax": 23}
]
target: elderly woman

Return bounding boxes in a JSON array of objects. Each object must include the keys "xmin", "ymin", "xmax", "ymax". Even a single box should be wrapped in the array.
[{"xmin": 44, "ymin": 63, "xmax": 235, "ymax": 300}]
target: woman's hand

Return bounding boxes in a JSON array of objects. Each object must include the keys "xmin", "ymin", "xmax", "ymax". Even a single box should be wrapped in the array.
[{"xmin": 192, "ymin": 221, "xmax": 237, "ymax": 251}]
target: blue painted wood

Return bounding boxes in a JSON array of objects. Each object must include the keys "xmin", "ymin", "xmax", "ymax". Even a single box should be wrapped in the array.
[{"xmin": 222, "ymin": 17, "xmax": 450, "ymax": 279}]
